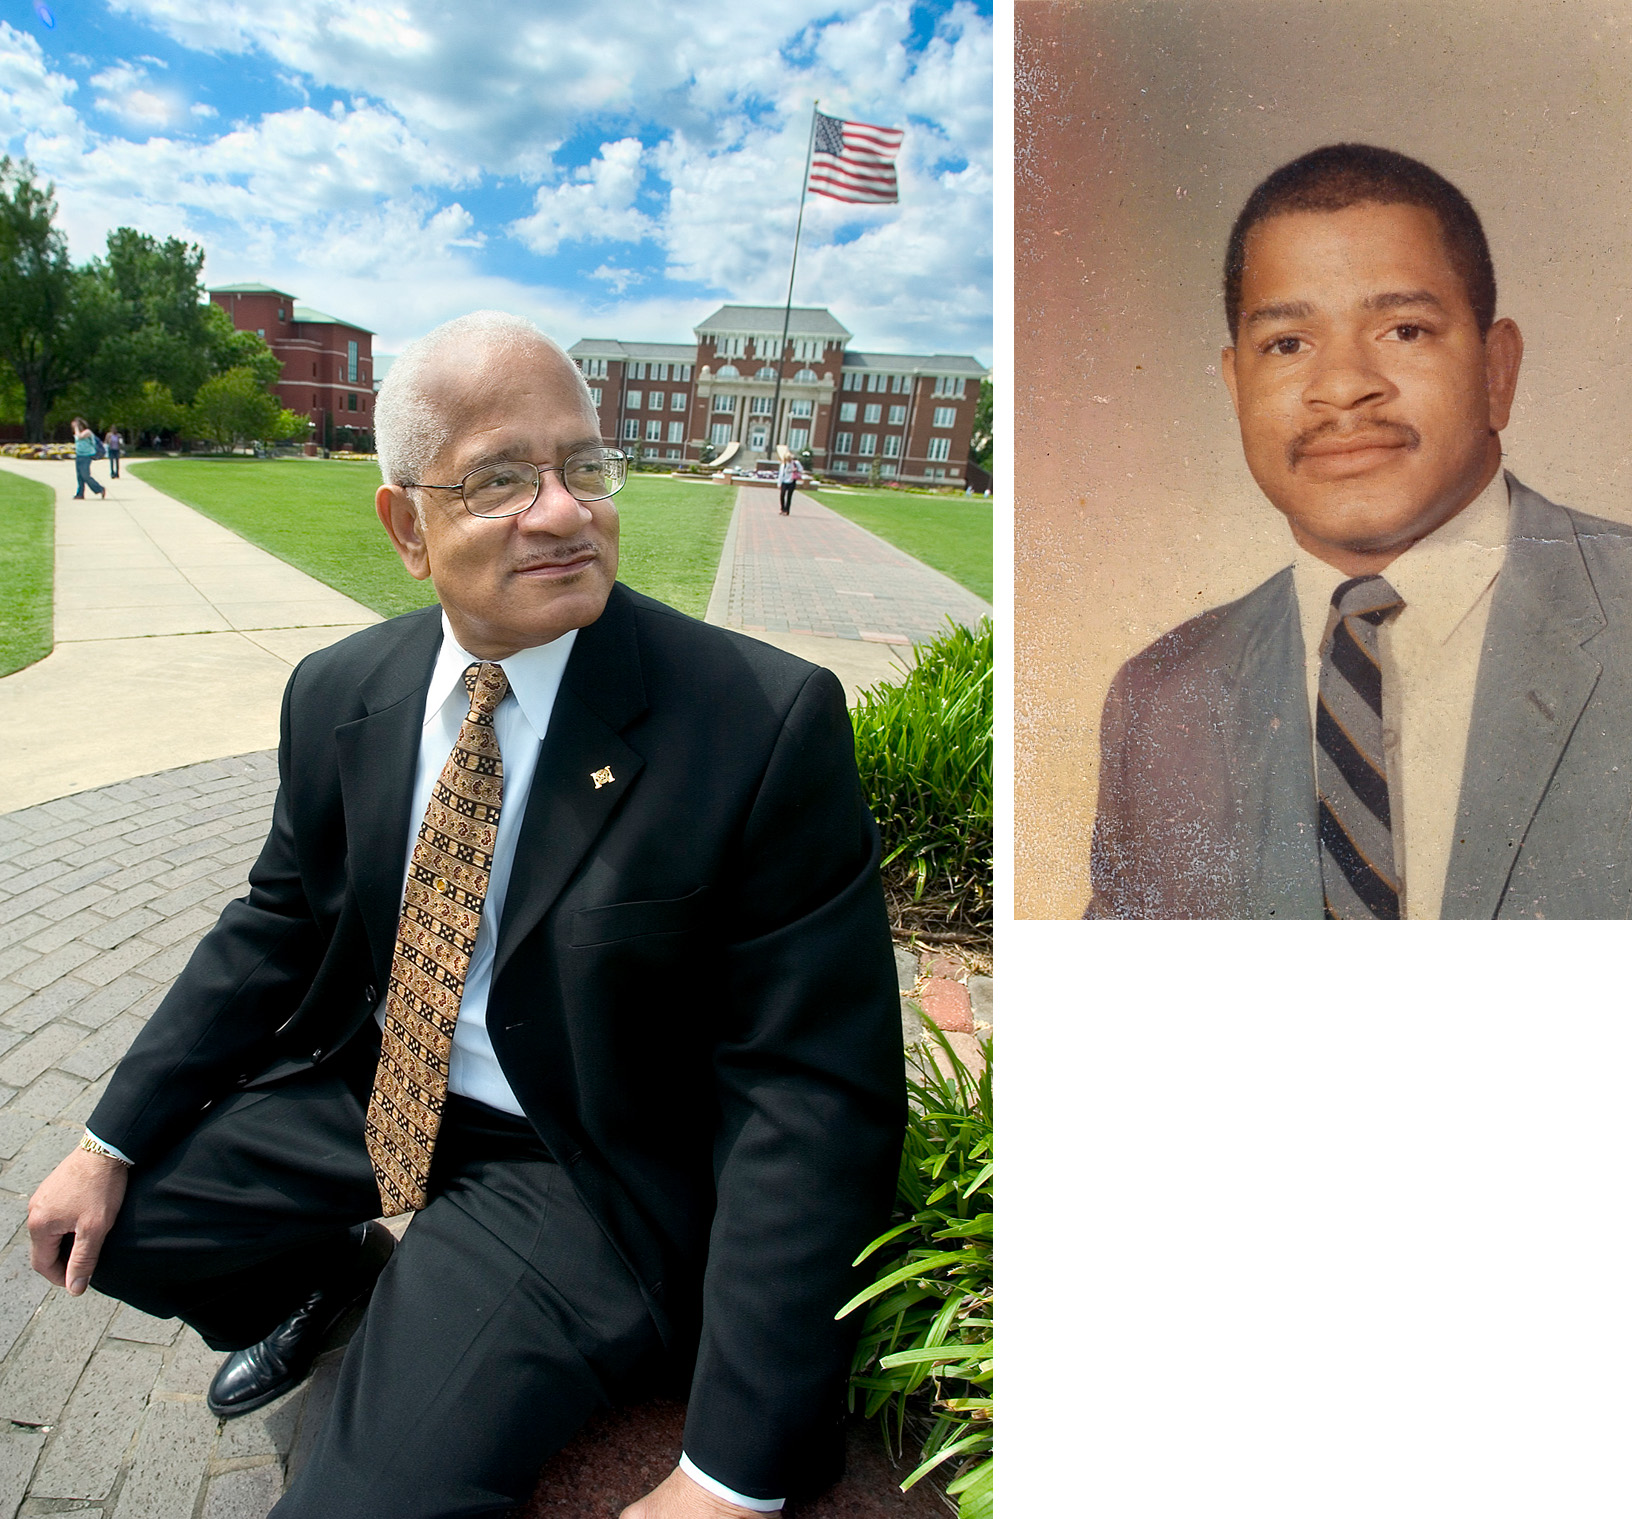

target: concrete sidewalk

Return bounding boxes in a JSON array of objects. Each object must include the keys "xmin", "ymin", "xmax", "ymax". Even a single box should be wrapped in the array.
[
  {"xmin": 705, "ymin": 485, "xmax": 991, "ymax": 703},
  {"xmin": 0, "ymin": 458, "xmax": 377, "ymax": 814}
]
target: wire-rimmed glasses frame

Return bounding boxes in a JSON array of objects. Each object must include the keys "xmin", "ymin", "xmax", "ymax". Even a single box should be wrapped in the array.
[{"xmin": 400, "ymin": 447, "xmax": 629, "ymax": 519}]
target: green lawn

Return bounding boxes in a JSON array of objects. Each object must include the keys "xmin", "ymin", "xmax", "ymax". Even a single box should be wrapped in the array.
[
  {"xmin": 131, "ymin": 461, "xmax": 736, "ymax": 620},
  {"xmin": 814, "ymin": 489, "xmax": 992, "ymax": 602},
  {"xmin": 0, "ymin": 469, "xmax": 54, "ymax": 677}
]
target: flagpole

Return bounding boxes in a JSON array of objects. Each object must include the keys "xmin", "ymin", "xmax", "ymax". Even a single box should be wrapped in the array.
[{"xmin": 769, "ymin": 101, "xmax": 819, "ymax": 459}]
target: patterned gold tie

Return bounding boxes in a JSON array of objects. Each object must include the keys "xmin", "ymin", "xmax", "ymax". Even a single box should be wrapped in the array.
[{"xmin": 366, "ymin": 661, "xmax": 509, "ymax": 1216}]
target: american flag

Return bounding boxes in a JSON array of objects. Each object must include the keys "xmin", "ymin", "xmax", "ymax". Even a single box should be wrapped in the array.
[{"xmin": 807, "ymin": 111, "xmax": 903, "ymax": 205}]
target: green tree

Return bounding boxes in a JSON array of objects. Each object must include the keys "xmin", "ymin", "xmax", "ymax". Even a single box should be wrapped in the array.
[
  {"xmin": 0, "ymin": 158, "xmax": 108, "ymax": 441},
  {"xmin": 971, "ymin": 376, "xmax": 992, "ymax": 473},
  {"xmin": 186, "ymin": 367, "xmax": 300, "ymax": 450}
]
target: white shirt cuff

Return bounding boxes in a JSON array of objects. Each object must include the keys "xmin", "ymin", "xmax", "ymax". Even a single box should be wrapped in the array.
[
  {"xmin": 82, "ymin": 1130, "xmax": 133, "ymax": 1166},
  {"xmin": 678, "ymin": 1452, "xmax": 784, "ymax": 1511}
]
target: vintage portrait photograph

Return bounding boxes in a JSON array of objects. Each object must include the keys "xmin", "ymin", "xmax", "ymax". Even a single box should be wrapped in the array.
[{"xmin": 1014, "ymin": 0, "xmax": 1632, "ymax": 919}]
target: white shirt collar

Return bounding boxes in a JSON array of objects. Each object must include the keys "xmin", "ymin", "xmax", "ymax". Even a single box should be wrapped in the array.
[
  {"xmin": 1292, "ymin": 467, "xmax": 1511, "ymax": 659},
  {"xmin": 426, "ymin": 612, "xmax": 579, "ymax": 742}
]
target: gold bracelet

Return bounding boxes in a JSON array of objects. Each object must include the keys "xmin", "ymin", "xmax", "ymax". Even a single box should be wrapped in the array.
[{"xmin": 78, "ymin": 1132, "xmax": 131, "ymax": 1167}]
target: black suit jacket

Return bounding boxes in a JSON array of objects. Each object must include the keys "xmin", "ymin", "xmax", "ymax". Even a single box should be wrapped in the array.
[{"xmin": 90, "ymin": 583, "xmax": 906, "ymax": 1499}]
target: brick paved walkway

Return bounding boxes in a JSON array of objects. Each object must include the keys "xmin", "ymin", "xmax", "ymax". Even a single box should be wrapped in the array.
[
  {"xmin": 721, "ymin": 487, "xmax": 990, "ymax": 645},
  {"xmin": 0, "ymin": 754, "xmax": 991, "ymax": 1517}
]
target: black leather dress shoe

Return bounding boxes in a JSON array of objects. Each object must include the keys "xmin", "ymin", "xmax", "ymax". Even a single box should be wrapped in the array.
[{"xmin": 206, "ymin": 1220, "xmax": 396, "ymax": 1419}]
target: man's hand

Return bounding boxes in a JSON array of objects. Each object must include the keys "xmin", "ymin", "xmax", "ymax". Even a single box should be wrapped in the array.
[
  {"xmin": 27, "ymin": 1146, "xmax": 128, "ymax": 1295},
  {"xmin": 619, "ymin": 1466, "xmax": 766, "ymax": 1519}
]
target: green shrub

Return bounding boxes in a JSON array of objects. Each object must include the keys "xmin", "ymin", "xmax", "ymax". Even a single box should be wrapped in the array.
[
  {"xmin": 852, "ymin": 617, "xmax": 992, "ymax": 927},
  {"xmin": 840, "ymin": 1032, "xmax": 993, "ymax": 1518}
]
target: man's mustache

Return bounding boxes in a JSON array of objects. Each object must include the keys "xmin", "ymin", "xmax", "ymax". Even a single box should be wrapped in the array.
[{"xmin": 1288, "ymin": 420, "xmax": 1421, "ymax": 470}]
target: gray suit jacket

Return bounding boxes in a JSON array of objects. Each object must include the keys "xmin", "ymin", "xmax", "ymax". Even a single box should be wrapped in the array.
[{"xmin": 1086, "ymin": 475, "xmax": 1632, "ymax": 919}]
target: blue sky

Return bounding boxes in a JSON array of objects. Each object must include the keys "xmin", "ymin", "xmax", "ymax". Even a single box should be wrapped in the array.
[{"xmin": 0, "ymin": 0, "xmax": 992, "ymax": 363}]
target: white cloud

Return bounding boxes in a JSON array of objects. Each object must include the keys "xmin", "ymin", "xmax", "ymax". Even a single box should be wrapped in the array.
[
  {"xmin": 0, "ymin": 4, "xmax": 990, "ymax": 363},
  {"xmin": 509, "ymin": 136, "xmax": 651, "ymax": 255}
]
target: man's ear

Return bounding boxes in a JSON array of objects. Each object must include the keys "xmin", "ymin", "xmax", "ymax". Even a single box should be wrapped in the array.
[
  {"xmin": 1483, "ymin": 317, "xmax": 1523, "ymax": 433},
  {"xmin": 376, "ymin": 485, "xmax": 432, "ymax": 581},
  {"xmin": 1221, "ymin": 345, "xmax": 1240, "ymax": 416}
]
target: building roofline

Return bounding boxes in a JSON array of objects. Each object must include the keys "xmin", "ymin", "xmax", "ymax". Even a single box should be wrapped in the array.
[{"xmin": 209, "ymin": 282, "xmax": 297, "ymax": 297}]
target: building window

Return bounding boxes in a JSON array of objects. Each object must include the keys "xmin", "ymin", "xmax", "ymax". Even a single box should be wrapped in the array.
[
  {"xmin": 584, "ymin": 358, "xmax": 608, "ymax": 379},
  {"xmin": 834, "ymin": 432, "xmax": 852, "ymax": 455},
  {"xmin": 671, "ymin": 392, "xmax": 687, "ymax": 410},
  {"xmin": 278, "ymin": 307, "xmax": 285, "ymax": 320},
  {"xmin": 312, "ymin": 364, "xmax": 317, "ymax": 377},
  {"xmin": 839, "ymin": 403, "xmax": 857, "ymax": 423},
  {"xmin": 891, "ymin": 374, "xmax": 909, "ymax": 394},
  {"xmin": 933, "ymin": 376, "xmax": 966, "ymax": 398},
  {"xmin": 755, "ymin": 366, "xmax": 778, "ymax": 381},
  {"xmin": 883, "ymin": 434, "xmax": 900, "ymax": 458},
  {"xmin": 888, "ymin": 405, "xmax": 906, "ymax": 425},
  {"xmin": 626, "ymin": 390, "xmax": 642, "ymax": 409},
  {"xmin": 842, "ymin": 372, "xmax": 863, "ymax": 391},
  {"xmin": 882, "ymin": 463, "xmax": 898, "ymax": 478},
  {"xmin": 348, "ymin": 341, "xmax": 359, "ymax": 384},
  {"xmin": 256, "ymin": 327, "xmax": 265, "ymax": 338},
  {"xmin": 716, "ymin": 365, "xmax": 740, "ymax": 379},
  {"xmin": 866, "ymin": 374, "xmax": 886, "ymax": 393},
  {"xmin": 754, "ymin": 335, "xmax": 780, "ymax": 358},
  {"xmin": 788, "ymin": 427, "xmax": 809, "ymax": 451},
  {"xmin": 712, "ymin": 394, "xmax": 736, "ymax": 414},
  {"xmin": 651, "ymin": 363, "xmax": 668, "ymax": 381},
  {"xmin": 794, "ymin": 368, "xmax": 816, "ymax": 383},
  {"xmin": 666, "ymin": 447, "xmax": 682, "ymax": 459},
  {"xmin": 927, "ymin": 436, "xmax": 951, "ymax": 462},
  {"xmin": 588, "ymin": 387, "xmax": 603, "ymax": 406},
  {"xmin": 788, "ymin": 399, "xmax": 813, "ymax": 418},
  {"xmin": 645, "ymin": 419, "xmax": 662, "ymax": 442},
  {"xmin": 716, "ymin": 336, "xmax": 746, "ymax": 358},
  {"xmin": 622, "ymin": 419, "xmax": 640, "ymax": 441},
  {"xmin": 667, "ymin": 421, "xmax": 684, "ymax": 444},
  {"xmin": 863, "ymin": 404, "xmax": 882, "ymax": 424},
  {"xmin": 792, "ymin": 338, "xmax": 823, "ymax": 360},
  {"xmin": 629, "ymin": 362, "xmax": 646, "ymax": 380},
  {"xmin": 932, "ymin": 407, "xmax": 956, "ymax": 429},
  {"xmin": 710, "ymin": 421, "xmax": 732, "ymax": 446},
  {"xmin": 678, "ymin": 364, "xmax": 692, "ymax": 380},
  {"xmin": 858, "ymin": 434, "xmax": 877, "ymax": 457},
  {"xmin": 749, "ymin": 396, "xmax": 774, "ymax": 416},
  {"xmin": 748, "ymin": 426, "xmax": 768, "ymax": 451}
]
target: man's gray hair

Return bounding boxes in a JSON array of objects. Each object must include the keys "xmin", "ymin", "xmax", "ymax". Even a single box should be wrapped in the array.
[{"xmin": 375, "ymin": 311, "xmax": 592, "ymax": 487}]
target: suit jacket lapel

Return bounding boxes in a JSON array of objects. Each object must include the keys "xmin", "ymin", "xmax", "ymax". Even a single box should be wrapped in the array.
[
  {"xmin": 336, "ymin": 609, "xmax": 443, "ymax": 988},
  {"xmin": 1442, "ymin": 476, "xmax": 1605, "ymax": 918},
  {"xmin": 1219, "ymin": 568, "xmax": 1325, "ymax": 918},
  {"xmin": 492, "ymin": 584, "xmax": 649, "ymax": 985}
]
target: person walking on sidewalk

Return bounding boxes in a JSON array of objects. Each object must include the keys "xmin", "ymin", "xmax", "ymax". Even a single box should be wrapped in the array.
[
  {"xmin": 103, "ymin": 426, "xmax": 123, "ymax": 478},
  {"xmin": 776, "ymin": 446, "xmax": 800, "ymax": 516},
  {"xmin": 71, "ymin": 419, "xmax": 105, "ymax": 499}
]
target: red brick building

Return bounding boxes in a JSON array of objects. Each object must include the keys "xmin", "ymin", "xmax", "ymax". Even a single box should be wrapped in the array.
[
  {"xmin": 570, "ymin": 304, "xmax": 986, "ymax": 486},
  {"xmin": 208, "ymin": 283, "xmax": 376, "ymax": 447}
]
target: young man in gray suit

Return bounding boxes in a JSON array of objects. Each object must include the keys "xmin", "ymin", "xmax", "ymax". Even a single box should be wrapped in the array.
[{"xmin": 1087, "ymin": 143, "xmax": 1632, "ymax": 919}]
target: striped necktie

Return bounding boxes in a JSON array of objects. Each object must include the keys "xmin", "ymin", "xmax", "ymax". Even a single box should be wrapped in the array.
[
  {"xmin": 366, "ymin": 661, "xmax": 508, "ymax": 1215},
  {"xmin": 1317, "ymin": 576, "xmax": 1405, "ymax": 920}
]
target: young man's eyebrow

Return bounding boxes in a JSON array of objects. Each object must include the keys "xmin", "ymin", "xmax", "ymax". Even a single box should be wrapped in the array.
[
  {"xmin": 1243, "ymin": 299, "xmax": 1314, "ymax": 329},
  {"xmin": 1361, "ymin": 289, "xmax": 1446, "ymax": 314}
]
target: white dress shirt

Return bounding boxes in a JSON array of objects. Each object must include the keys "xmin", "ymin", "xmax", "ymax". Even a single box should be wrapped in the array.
[{"xmin": 1291, "ymin": 469, "xmax": 1510, "ymax": 919}]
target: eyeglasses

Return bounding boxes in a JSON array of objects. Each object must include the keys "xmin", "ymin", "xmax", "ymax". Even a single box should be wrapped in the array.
[{"xmin": 401, "ymin": 447, "xmax": 628, "ymax": 519}]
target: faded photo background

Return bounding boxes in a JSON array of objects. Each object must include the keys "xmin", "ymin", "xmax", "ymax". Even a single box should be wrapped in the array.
[{"xmin": 1014, "ymin": 0, "xmax": 1632, "ymax": 918}]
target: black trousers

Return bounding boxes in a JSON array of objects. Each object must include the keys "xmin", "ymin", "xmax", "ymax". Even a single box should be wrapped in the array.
[
  {"xmin": 92, "ymin": 1036, "xmax": 662, "ymax": 1517},
  {"xmin": 779, "ymin": 481, "xmax": 795, "ymax": 513}
]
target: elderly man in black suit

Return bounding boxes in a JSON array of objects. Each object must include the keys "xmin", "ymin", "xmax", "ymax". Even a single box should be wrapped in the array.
[{"xmin": 24, "ymin": 312, "xmax": 905, "ymax": 1518}]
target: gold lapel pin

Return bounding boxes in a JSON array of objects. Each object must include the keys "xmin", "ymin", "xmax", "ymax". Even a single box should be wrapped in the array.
[{"xmin": 591, "ymin": 766, "xmax": 614, "ymax": 789}]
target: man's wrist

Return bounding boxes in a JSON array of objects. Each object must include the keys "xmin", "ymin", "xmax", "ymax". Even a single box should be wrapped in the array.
[
  {"xmin": 79, "ymin": 1131, "xmax": 132, "ymax": 1167},
  {"xmin": 677, "ymin": 1453, "xmax": 783, "ymax": 1512}
]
